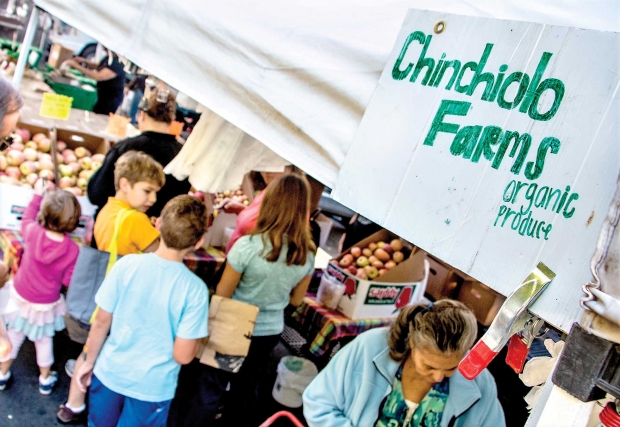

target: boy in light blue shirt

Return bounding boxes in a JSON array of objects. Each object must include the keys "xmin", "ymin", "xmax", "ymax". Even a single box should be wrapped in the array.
[{"xmin": 75, "ymin": 195, "xmax": 209, "ymax": 427}]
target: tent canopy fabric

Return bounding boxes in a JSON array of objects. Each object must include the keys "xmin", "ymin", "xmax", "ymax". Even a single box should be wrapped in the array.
[{"xmin": 33, "ymin": 0, "xmax": 620, "ymax": 190}]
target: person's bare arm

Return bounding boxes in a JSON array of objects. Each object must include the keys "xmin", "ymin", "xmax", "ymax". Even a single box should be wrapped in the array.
[
  {"xmin": 75, "ymin": 308, "xmax": 113, "ymax": 392},
  {"xmin": 215, "ymin": 263, "xmax": 242, "ymax": 298},
  {"xmin": 290, "ymin": 275, "xmax": 312, "ymax": 306},
  {"xmin": 143, "ymin": 238, "xmax": 160, "ymax": 253},
  {"xmin": 173, "ymin": 337, "xmax": 200, "ymax": 365},
  {"xmin": 63, "ymin": 59, "xmax": 117, "ymax": 81}
]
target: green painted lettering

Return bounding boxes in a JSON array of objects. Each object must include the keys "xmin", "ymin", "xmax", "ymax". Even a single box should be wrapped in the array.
[
  {"xmin": 563, "ymin": 193, "xmax": 579, "ymax": 218},
  {"xmin": 423, "ymin": 100, "xmax": 470, "ymax": 146},
  {"xmin": 492, "ymin": 131, "xmax": 531, "ymax": 174},
  {"xmin": 409, "ymin": 34, "xmax": 435, "ymax": 85},
  {"xmin": 392, "ymin": 31, "xmax": 426, "ymax": 81},
  {"xmin": 497, "ymin": 72, "xmax": 530, "ymax": 110},
  {"xmin": 529, "ymin": 78, "xmax": 565, "ymax": 121},
  {"xmin": 471, "ymin": 126, "xmax": 502, "ymax": 163},
  {"xmin": 524, "ymin": 137, "xmax": 561, "ymax": 180},
  {"xmin": 450, "ymin": 125, "xmax": 482, "ymax": 159}
]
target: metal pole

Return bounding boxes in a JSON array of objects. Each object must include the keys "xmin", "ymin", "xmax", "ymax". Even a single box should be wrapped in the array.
[{"xmin": 12, "ymin": 6, "xmax": 39, "ymax": 89}]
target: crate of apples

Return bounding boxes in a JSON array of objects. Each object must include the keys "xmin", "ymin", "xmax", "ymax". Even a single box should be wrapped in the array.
[
  {"xmin": 0, "ymin": 128, "xmax": 104, "ymax": 196},
  {"xmin": 336, "ymin": 239, "xmax": 406, "ymax": 281}
]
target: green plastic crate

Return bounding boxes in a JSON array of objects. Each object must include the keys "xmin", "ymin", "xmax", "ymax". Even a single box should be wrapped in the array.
[
  {"xmin": 43, "ymin": 74, "xmax": 98, "ymax": 111},
  {"xmin": 0, "ymin": 38, "xmax": 43, "ymax": 68}
]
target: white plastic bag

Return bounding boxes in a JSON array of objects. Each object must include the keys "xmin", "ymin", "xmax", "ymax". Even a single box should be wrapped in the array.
[{"xmin": 316, "ymin": 273, "xmax": 345, "ymax": 309}]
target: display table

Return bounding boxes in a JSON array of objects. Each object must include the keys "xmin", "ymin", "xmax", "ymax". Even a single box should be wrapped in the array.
[
  {"xmin": 0, "ymin": 229, "xmax": 226, "ymax": 282},
  {"xmin": 286, "ymin": 294, "xmax": 394, "ymax": 361}
]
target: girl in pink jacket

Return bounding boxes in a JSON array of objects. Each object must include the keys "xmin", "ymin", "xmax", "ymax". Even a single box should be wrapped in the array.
[{"xmin": 0, "ymin": 179, "xmax": 81, "ymax": 394}]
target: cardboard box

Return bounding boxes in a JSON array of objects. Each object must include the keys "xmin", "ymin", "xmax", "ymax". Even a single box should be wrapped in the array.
[
  {"xmin": 425, "ymin": 256, "xmax": 469, "ymax": 300},
  {"xmin": 325, "ymin": 229, "xmax": 429, "ymax": 319},
  {"xmin": 458, "ymin": 280, "xmax": 506, "ymax": 326},
  {"xmin": 48, "ymin": 44, "xmax": 74, "ymax": 69},
  {"xmin": 17, "ymin": 121, "xmax": 110, "ymax": 155}
]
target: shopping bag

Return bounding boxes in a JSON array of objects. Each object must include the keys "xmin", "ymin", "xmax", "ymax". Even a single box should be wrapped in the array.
[
  {"xmin": 66, "ymin": 208, "xmax": 133, "ymax": 328},
  {"xmin": 197, "ymin": 295, "xmax": 259, "ymax": 373}
]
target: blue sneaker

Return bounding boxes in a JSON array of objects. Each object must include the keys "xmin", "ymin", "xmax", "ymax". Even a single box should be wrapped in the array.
[
  {"xmin": 39, "ymin": 371, "xmax": 58, "ymax": 395},
  {"xmin": 0, "ymin": 371, "xmax": 11, "ymax": 391}
]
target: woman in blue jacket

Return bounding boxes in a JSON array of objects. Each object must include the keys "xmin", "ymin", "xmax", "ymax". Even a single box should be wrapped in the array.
[{"xmin": 303, "ymin": 300, "xmax": 505, "ymax": 427}]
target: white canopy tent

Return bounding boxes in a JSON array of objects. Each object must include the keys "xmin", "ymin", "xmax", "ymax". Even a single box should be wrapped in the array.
[{"xmin": 29, "ymin": 0, "xmax": 620, "ymax": 190}]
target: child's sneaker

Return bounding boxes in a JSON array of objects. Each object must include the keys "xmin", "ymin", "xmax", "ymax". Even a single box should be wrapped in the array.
[
  {"xmin": 39, "ymin": 371, "xmax": 58, "ymax": 395},
  {"xmin": 57, "ymin": 403, "xmax": 87, "ymax": 424},
  {"xmin": 0, "ymin": 370, "xmax": 11, "ymax": 390},
  {"xmin": 65, "ymin": 359, "xmax": 75, "ymax": 378}
]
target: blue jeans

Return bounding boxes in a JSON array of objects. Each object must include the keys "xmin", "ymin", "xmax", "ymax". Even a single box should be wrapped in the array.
[{"xmin": 88, "ymin": 374, "xmax": 171, "ymax": 427}]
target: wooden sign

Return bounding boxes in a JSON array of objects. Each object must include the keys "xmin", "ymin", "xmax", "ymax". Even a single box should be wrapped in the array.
[
  {"xmin": 333, "ymin": 10, "xmax": 620, "ymax": 331},
  {"xmin": 39, "ymin": 93, "xmax": 72, "ymax": 120}
]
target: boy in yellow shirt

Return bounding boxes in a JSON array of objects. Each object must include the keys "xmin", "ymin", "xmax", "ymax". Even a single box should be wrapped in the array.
[
  {"xmin": 94, "ymin": 150, "xmax": 165, "ymax": 255},
  {"xmin": 58, "ymin": 150, "xmax": 165, "ymax": 423}
]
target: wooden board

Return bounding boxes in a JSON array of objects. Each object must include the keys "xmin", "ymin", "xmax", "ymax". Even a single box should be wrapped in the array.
[{"xmin": 332, "ymin": 10, "xmax": 620, "ymax": 331}]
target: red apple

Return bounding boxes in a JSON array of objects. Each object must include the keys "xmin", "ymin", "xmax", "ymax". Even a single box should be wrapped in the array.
[
  {"xmin": 38, "ymin": 169, "xmax": 54, "ymax": 180},
  {"xmin": 347, "ymin": 265, "xmax": 357, "ymax": 275},
  {"xmin": 356, "ymin": 256, "xmax": 369, "ymax": 267},
  {"xmin": 32, "ymin": 133, "xmax": 47, "ymax": 143},
  {"xmin": 56, "ymin": 141, "xmax": 67, "ymax": 152},
  {"xmin": 339, "ymin": 254, "xmax": 354, "ymax": 268},
  {"xmin": 37, "ymin": 158, "xmax": 54, "ymax": 171},
  {"xmin": 6, "ymin": 150, "xmax": 25, "ymax": 166},
  {"xmin": 65, "ymin": 187, "xmax": 83, "ymax": 196},
  {"xmin": 38, "ymin": 153, "xmax": 52, "ymax": 162},
  {"xmin": 19, "ymin": 161, "xmax": 36, "ymax": 176},
  {"xmin": 91, "ymin": 153, "xmax": 105, "ymax": 163},
  {"xmin": 355, "ymin": 269, "xmax": 367, "ymax": 280},
  {"xmin": 23, "ymin": 147, "xmax": 38, "ymax": 161},
  {"xmin": 68, "ymin": 162, "xmax": 81, "ymax": 175},
  {"xmin": 390, "ymin": 239, "xmax": 403, "ymax": 251},
  {"xmin": 350, "ymin": 247, "xmax": 362, "ymax": 258},
  {"xmin": 372, "ymin": 260, "xmax": 384, "ymax": 269},
  {"xmin": 382, "ymin": 244, "xmax": 394, "ymax": 255},
  {"xmin": 5, "ymin": 166, "xmax": 21, "ymax": 180},
  {"xmin": 374, "ymin": 248, "xmax": 390, "ymax": 263},
  {"xmin": 63, "ymin": 152, "xmax": 77, "ymax": 164},
  {"xmin": 392, "ymin": 251, "xmax": 404, "ymax": 263},
  {"xmin": 58, "ymin": 176, "xmax": 74, "ymax": 189},
  {"xmin": 56, "ymin": 153, "xmax": 63, "ymax": 164},
  {"xmin": 25, "ymin": 173, "xmax": 38, "ymax": 186},
  {"xmin": 15, "ymin": 128, "xmax": 30, "ymax": 142},
  {"xmin": 385, "ymin": 260, "xmax": 397, "ymax": 270},
  {"xmin": 362, "ymin": 248, "xmax": 372, "ymax": 257},
  {"xmin": 378, "ymin": 268, "xmax": 387, "ymax": 276},
  {"xmin": 37, "ymin": 138, "xmax": 51, "ymax": 153},
  {"xmin": 368, "ymin": 242, "xmax": 377, "ymax": 252},
  {"xmin": 9, "ymin": 141, "xmax": 23, "ymax": 152}
]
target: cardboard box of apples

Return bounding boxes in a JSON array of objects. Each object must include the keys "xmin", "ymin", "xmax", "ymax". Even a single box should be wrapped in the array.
[
  {"xmin": 0, "ymin": 122, "xmax": 105, "ymax": 241},
  {"xmin": 324, "ymin": 229, "xmax": 429, "ymax": 319}
]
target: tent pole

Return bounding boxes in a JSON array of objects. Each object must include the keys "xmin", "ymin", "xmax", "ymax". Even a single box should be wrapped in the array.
[{"xmin": 12, "ymin": 6, "xmax": 39, "ymax": 89}]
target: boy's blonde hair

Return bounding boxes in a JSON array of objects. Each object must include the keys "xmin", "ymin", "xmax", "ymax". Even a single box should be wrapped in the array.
[
  {"xmin": 159, "ymin": 195, "xmax": 207, "ymax": 250},
  {"xmin": 113, "ymin": 150, "xmax": 165, "ymax": 190},
  {"xmin": 37, "ymin": 190, "xmax": 82, "ymax": 233}
]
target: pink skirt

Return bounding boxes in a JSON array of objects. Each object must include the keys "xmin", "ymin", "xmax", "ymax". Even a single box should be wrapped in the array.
[{"xmin": 2, "ymin": 282, "xmax": 66, "ymax": 341}]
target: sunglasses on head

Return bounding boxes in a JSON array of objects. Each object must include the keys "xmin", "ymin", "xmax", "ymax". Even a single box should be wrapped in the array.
[{"xmin": 0, "ymin": 135, "xmax": 13, "ymax": 151}]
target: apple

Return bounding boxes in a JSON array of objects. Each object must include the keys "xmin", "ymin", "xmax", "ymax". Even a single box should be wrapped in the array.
[
  {"xmin": 5, "ymin": 166, "xmax": 21, "ymax": 180},
  {"xmin": 376, "ymin": 241, "xmax": 385, "ymax": 248},
  {"xmin": 368, "ymin": 242, "xmax": 377, "ymax": 252},
  {"xmin": 362, "ymin": 248, "xmax": 372, "ymax": 257},
  {"xmin": 25, "ymin": 173, "xmax": 38, "ymax": 186},
  {"xmin": 374, "ymin": 248, "xmax": 390, "ymax": 263},
  {"xmin": 15, "ymin": 128, "xmax": 30, "ymax": 142},
  {"xmin": 56, "ymin": 141, "xmax": 67, "ymax": 152},
  {"xmin": 63, "ymin": 152, "xmax": 77, "ymax": 164},
  {"xmin": 78, "ymin": 157, "xmax": 92, "ymax": 170},
  {"xmin": 390, "ymin": 239, "xmax": 403, "ymax": 251},
  {"xmin": 364, "ymin": 265, "xmax": 379, "ymax": 279},
  {"xmin": 79, "ymin": 169, "xmax": 94, "ymax": 180},
  {"xmin": 6, "ymin": 150, "xmax": 25, "ymax": 166},
  {"xmin": 382, "ymin": 244, "xmax": 394, "ymax": 255},
  {"xmin": 368, "ymin": 255, "xmax": 378, "ymax": 264},
  {"xmin": 9, "ymin": 141, "xmax": 23, "ymax": 151},
  {"xmin": 0, "ymin": 154, "xmax": 7, "ymax": 171},
  {"xmin": 243, "ymin": 200, "xmax": 250, "ymax": 206},
  {"xmin": 356, "ymin": 256, "xmax": 369, "ymax": 267},
  {"xmin": 194, "ymin": 191, "xmax": 205, "ymax": 201},
  {"xmin": 38, "ymin": 153, "xmax": 52, "ymax": 162},
  {"xmin": 23, "ymin": 147, "xmax": 38, "ymax": 161},
  {"xmin": 39, "ymin": 169, "xmax": 54, "ymax": 180},
  {"xmin": 355, "ymin": 269, "xmax": 367, "ymax": 280},
  {"xmin": 68, "ymin": 162, "xmax": 81, "ymax": 175},
  {"xmin": 32, "ymin": 133, "xmax": 47, "ymax": 143},
  {"xmin": 19, "ymin": 161, "xmax": 36, "ymax": 176},
  {"xmin": 58, "ymin": 176, "xmax": 74, "ymax": 189},
  {"xmin": 378, "ymin": 268, "xmax": 387, "ymax": 276},
  {"xmin": 74, "ymin": 147, "xmax": 92, "ymax": 159},
  {"xmin": 37, "ymin": 138, "xmax": 51, "ymax": 153},
  {"xmin": 76, "ymin": 177, "xmax": 88, "ymax": 190},
  {"xmin": 65, "ymin": 187, "xmax": 83, "ymax": 196},
  {"xmin": 0, "ymin": 175, "xmax": 19, "ymax": 185},
  {"xmin": 61, "ymin": 164, "xmax": 76, "ymax": 178},
  {"xmin": 385, "ymin": 260, "xmax": 397, "ymax": 270},
  {"xmin": 372, "ymin": 260, "xmax": 384, "ymax": 269},
  {"xmin": 37, "ymin": 158, "xmax": 54, "ymax": 171},
  {"xmin": 24, "ymin": 141, "xmax": 38, "ymax": 151},
  {"xmin": 347, "ymin": 265, "xmax": 357, "ymax": 275},
  {"xmin": 392, "ymin": 251, "xmax": 404, "ymax": 263},
  {"xmin": 350, "ymin": 247, "xmax": 362, "ymax": 258},
  {"xmin": 339, "ymin": 254, "xmax": 354, "ymax": 268},
  {"xmin": 91, "ymin": 161, "xmax": 102, "ymax": 171},
  {"xmin": 91, "ymin": 153, "xmax": 105, "ymax": 163}
]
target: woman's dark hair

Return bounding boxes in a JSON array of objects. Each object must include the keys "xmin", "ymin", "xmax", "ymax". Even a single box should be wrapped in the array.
[
  {"xmin": 388, "ymin": 300, "xmax": 477, "ymax": 361},
  {"xmin": 141, "ymin": 87, "xmax": 176, "ymax": 124},
  {"xmin": 0, "ymin": 77, "xmax": 23, "ymax": 119}
]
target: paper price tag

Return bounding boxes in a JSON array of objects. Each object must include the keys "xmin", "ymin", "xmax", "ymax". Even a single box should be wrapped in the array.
[{"xmin": 39, "ymin": 93, "xmax": 72, "ymax": 120}]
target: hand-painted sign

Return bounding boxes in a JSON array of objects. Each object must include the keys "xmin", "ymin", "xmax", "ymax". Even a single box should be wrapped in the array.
[{"xmin": 333, "ymin": 10, "xmax": 620, "ymax": 331}]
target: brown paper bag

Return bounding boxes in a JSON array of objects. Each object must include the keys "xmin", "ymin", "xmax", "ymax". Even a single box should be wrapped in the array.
[{"xmin": 197, "ymin": 295, "xmax": 259, "ymax": 373}]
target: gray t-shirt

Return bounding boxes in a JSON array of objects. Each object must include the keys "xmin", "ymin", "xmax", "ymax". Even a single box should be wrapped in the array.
[{"xmin": 227, "ymin": 234, "xmax": 314, "ymax": 336}]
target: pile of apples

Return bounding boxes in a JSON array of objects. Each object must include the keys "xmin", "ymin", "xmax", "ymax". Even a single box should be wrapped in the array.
[
  {"xmin": 0, "ymin": 128, "xmax": 104, "ymax": 196},
  {"xmin": 336, "ymin": 239, "xmax": 406, "ymax": 280},
  {"xmin": 213, "ymin": 188, "xmax": 249, "ymax": 215}
]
